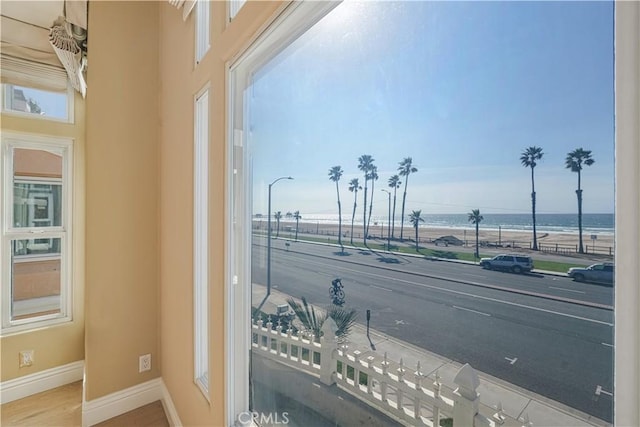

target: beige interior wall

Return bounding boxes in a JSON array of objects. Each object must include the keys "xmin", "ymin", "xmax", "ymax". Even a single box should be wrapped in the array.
[
  {"xmin": 158, "ymin": 1, "xmax": 284, "ymax": 424},
  {"xmin": 0, "ymin": 92, "xmax": 86, "ymax": 382},
  {"xmin": 84, "ymin": 1, "xmax": 160, "ymax": 400}
]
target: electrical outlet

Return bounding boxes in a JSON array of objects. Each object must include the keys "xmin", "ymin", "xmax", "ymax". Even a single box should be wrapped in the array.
[
  {"xmin": 19, "ymin": 350, "xmax": 34, "ymax": 368},
  {"xmin": 139, "ymin": 354, "xmax": 151, "ymax": 373}
]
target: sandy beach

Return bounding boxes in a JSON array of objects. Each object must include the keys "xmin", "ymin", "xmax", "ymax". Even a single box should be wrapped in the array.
[{"xmin": 255, "ymin": 220, "xmax": 614, "ymax": 256}]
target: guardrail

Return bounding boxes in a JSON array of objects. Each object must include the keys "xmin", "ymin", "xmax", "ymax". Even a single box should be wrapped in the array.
[{"xmin": 252, "ymin": 316, "xmax": 532, "ymax": 427}]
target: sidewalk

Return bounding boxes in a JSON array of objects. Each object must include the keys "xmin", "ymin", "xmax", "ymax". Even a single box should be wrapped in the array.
[{"xmin": 252, "ymin": 284, "xmax": 611, "ymax": 427}]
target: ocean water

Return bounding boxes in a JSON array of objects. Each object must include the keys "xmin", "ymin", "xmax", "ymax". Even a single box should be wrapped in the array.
[{"xmin": 266, "ymin": 213, "xmax": 614, "ymax": 235}]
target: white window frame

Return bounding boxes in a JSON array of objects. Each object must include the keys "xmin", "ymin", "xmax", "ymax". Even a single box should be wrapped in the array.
[
  {"xmin": 1, "ymin": 55, "xmax": 74, "ymax": 124},
  {"xmin": 1, "ymin": 133, "xmax": 73, "ymax": 335},
  {"xmin": 225, "ymin": 2, "xmax": 339, "ymax": 425},
  {"xmin": 195, "ymin": 0, "xmax": 210, "ymax": 65},
  {"xmin": 194, "ymin": 85, "xmax": 210, "ymax": 398},
  {"xmin": 1, "ymin": 83, "xmax": 75, "ymax": 124},
  {"xmin": 229, "ymin": 0, "xmax": 246, "ymax": 21},
  {"xmin": 226, "ymin": 2, "xmax": 640, "ymax": 426},
  {"xmin": 614, "ymin": 2, "xmax": 640, "ymax": 424}
]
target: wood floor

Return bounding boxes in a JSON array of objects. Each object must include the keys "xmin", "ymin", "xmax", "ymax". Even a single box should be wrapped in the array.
[{"xmin": 1, "ymin": 381, "xmax": 169, "ymax": 427}]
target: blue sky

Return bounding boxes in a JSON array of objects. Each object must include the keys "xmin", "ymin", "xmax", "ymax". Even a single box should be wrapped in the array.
[
  {"xmin": 15, "ymin": 86, "xmax": 68, "ymax": 121},
  {"xmin": 249, "ymin": 1, "xmax": 614, "ymax": 217},
  {"xmin": 12, "ymin": 3, "xmax": 615, "ymax": 218}
]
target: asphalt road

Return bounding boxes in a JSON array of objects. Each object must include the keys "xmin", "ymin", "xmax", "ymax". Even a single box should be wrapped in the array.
[{"xmin": 252, "ymin": 237, "xmax": 614, "ymax": 423}]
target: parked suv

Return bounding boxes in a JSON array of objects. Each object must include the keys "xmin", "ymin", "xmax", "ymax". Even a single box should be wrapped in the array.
[
  {"xmin": 567, "ymin": 263, "xmax": 614, "ymax": 285},
  {"xmin": 479, "ymin": 254, "xmax": 534, "ymax": 274}
]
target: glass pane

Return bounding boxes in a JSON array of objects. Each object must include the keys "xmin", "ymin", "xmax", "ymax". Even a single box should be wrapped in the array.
[
  {"xmin": 3, "ymin": 84, "xmax": 68, "ymax": 120},
  {"xmin": 11, "ymin": 238, "xmax": 62, "ymax": 320},
  {"xmin": 245, "ymin": 1, "xmax": 614, "ymax": 426},
  {"xmin": 13, "ymin": 182, "xmax": 62, "ymax": 228}
]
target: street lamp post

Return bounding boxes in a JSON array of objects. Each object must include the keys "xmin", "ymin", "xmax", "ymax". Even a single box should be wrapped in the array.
[
  {"xmin": 381, "ymin": 189, "xmax": 391, "ymax": 251},
  {"xmin": 267, "ymin": 176, "xmax": 293, "ymax": 296}
]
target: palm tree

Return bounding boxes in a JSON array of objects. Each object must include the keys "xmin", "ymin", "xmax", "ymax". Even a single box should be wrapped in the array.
[
  {"xmin": 286, "ymin": 297, "xmax": 326, "ymax": 340},
  {"xmin": 358, "ymin": 155, "xmax": 375, "ymax": 244},
  {"xmin": 408, "ymin": 210, "xmax": 424, "ymax": 251},
  {"xmin": 274, "ymin": 211, "xmax": 282, "ymax": 238},
  {"xmin": 328, "ymin": 166, "xmax": 344, "ymax": 248},
  {"xmin": 398, "ymin": 157, "xmax": 418, "ymax": 240},
  {"xmin": 286, "ymin": 297, "xmax": 357, "ymax": 343},
  {"xmin": 520, "ymin": 146, "xmax": 544, "ymax": 251},
  {"xmin": 565, "ymin": 148, "xmax": 595, "ymax": 253},
  {"xmin": 327, "ymin": 305, "xmax": 358, "ymax": 344},
  {"xmin": 388, "ymin": 175, "xmax": 401, "ymax": 238},
  {"xmin": 348, "ymin": 178, "xmax": 362, "ymax": 245},
  {"xmin": 293, "ymin": 210, "xmax": 302, "ymax": 241},
  {"xmin": 467, "ymin": 209, "xmax": 484, "ymax": 258},
  {"xmin": 366, "ymin": 166, "xmax": 379, "ymax": 238}
]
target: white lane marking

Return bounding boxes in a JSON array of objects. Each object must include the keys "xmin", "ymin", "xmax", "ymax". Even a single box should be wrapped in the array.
[
  {"xmin": 601, "ymin": 342, "xmax": 613, "ymax": 348},
  {"xmin": 453, "ymin": 306, "xmax": 491, "ymax": 317},
  {"xmin": 370, "ymin": 285, "xmax": 393, "ymax": 292},
  {"xmin": 549, "ymin": 286, "xmax": 586, "ymax": 294},
  {"xmin": 459, "ymin": 273, "xmax": 487, "ymax": 278},
  {"xmin": 505, "ymin": 356, "xmax": 518, "ymax": 365},
  {"xmin": 595, "ymin": 385, "xmax": 613, "ymax": 397},
  {"xmin": 280, "ymin": 254, "xmax": 614, "ymax": 327}
]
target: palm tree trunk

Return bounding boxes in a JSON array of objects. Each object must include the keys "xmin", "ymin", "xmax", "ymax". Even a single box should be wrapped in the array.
[
  {"xmin": 276, "ymin": 219, "xmax": 280, "ymax": 238},
  {"xmin": 577, "ymin": 171, "xmax": 584, "ymax": 253},
  {"xmin": 336, "ymin": 182, "xmax": 342, "ymax": 247},
  {"xmin": 363, "ymin": 180, "xmax": 368, "ymax": 244},
  {"xmin": 400, "ymin": 179, "xmax": 409, "ymax": 240},
  {"xmin": 392, "ymin": 188, "xmax": 397, "ymax": 239},
  {"xmin": 350, "ymin": 192, "xmax": 357, "ymax": 245},
  {"xmin": 531, "ymin": 191, "xmax": 538, "ymax": 250},
  {"xmin": 415, "ymin": 225, "xmax": 419, "ymax": 251},
  {"xmin": 531, "ymin": 167, "xmax": 538, "ymax": 251},
  {"xmin": 295, "ymin": 219, "xmax": 299, "ymax": 241},
  {"xmin": 366, "ymin": 179, "xmax": 375, "ymax": 237},
  {"xmin": 475, "ymin": 222, "xmax": 479, "ymax": 258},
  {"xmin": 577, "ymin": 190, "xmax": 584, "ymax": 253}
]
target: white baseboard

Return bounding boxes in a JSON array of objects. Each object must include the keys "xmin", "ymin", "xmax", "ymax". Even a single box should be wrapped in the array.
[
  {"xmin": 0, "ymin": 360, "xmax": 84, "ymax": 404},
  {"xmin": 82, "ymin": 377, "xmax": 182, "ymax": 427},
  {"xmin": 160, "ymin": 381, "xmax": 183, "ymax": 427}
]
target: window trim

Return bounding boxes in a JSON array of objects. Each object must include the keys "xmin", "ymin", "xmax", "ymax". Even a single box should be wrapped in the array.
[
  {"xmin": 226, "ymin": 2, "xmax": 340, "ymax": 425},
  {"xmin": 195, "ymin": 0, "xmax": 211, "ymax": 65},
  {"xmin": 1, "ymin": 83, "xmax": 75, "ymax": 124},
  {"xmin": 194, "ymin": 84, "xmax": 211, "ymax": 399},
  {"xmin": 1, "ymin": 133, "xmax": 73, "ymax": 335},
  {"xmin": 614, "ymin": 2, "xmax": 640, "ymax": 424},
  {"xmin": 229, "ymin": 0, "xmax": 246, "ymax": 21}
]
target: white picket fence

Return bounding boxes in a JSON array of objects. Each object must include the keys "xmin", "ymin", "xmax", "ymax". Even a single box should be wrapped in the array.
[{"xmin": 252, "ymin": 316, "xmax": 533, "ymax": 427}]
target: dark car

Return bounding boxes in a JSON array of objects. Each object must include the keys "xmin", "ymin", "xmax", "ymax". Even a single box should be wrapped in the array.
[
  {"xmin": 567, "ymin": 263, "xmax": 614, "ymax": 285},
  {"xmin": 479, "ymin": 254, "xmax": 534, "ymax": 274}
]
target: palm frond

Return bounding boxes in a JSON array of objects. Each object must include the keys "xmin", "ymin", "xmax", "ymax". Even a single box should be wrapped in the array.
[
  {"xmin": 287, "ymin": 297, "xmax": 327, "ymax": 339},
  {"xmin": 328, "ymin": 306, "xmax": 358, "ymax": 339}
]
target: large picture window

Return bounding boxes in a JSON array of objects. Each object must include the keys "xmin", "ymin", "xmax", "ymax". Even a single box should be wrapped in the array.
[
  {"xmin": 1, "ymin": 134, "xmax": 73, "ymax": 334},
  {"xmin": 228, "ymin": 1, "xmax": 639, "ymax": 426}
]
